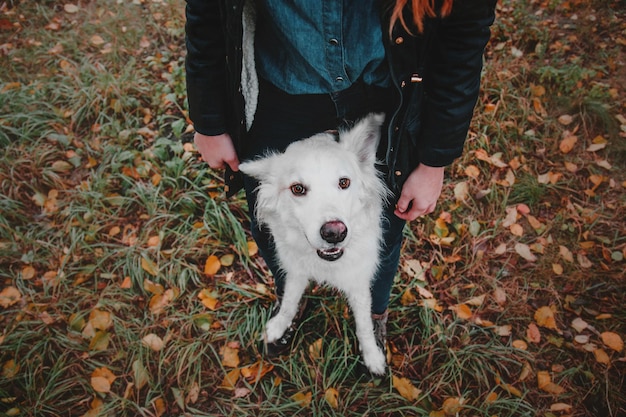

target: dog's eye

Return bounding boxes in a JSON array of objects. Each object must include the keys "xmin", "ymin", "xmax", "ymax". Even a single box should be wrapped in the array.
[
  {"xmin": 338, "ymin": 177, "xmax": 350, "ymax": 189},
  {"xmin": 290, "ymin": 183, "xmax": 307, "ymax": 196}
]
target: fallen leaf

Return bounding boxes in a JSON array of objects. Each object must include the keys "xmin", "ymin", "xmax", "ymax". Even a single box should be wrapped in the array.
[
  {"xmin": 22, "ymin": 266, "xmax": 36, "ymax": 280},
  {"xmin": 515, "ymin": 243, "xmax": 537, "ymax": 262},
  {"xmin": 141, "ymin": 257, "xmax": 158, "ymax": 277},
  {"xmin": 325, "ymin": 388, "xmax": 339, "ymax": 409},
  {"xmin": 535, "ymin": 306, "xmax": 558, "ymax": 330},
  {"xmin": 559, "ymin": 134, "xmax": 578, "ymax": 154},
  {"xmin": 204, "ymin": 255, "xmax": 221, "ymax": 276},
  {"xmin": 309, "ymin": 338, "xmax": 323, "ymax": 360},
  {"xmin": 198, "ymin": 289, "xmax": 219, "ymax": 310},
  {"xmin": 247, "ymin": 241, "xmax": 258, "ymax": 256},
  {"xmin": 90, "ymin": 35, "xmax": 105, "ymax": 46},
  {"xmin": 571, "ymin": 317, "xmax": 588, "ymax": 333},
  {"xmin": 64, "ymin": 4, "xmax": 79, "ymax": 14},
  {"xmin": 496, "ymin": 325, "xmax": 512, "ymax": 337},
  {"xmin": 559, "ymin": 246, "xmax": 574, "ymax": 263},
  {"xmin": 89, "ymin": 309, "xmax": 112, "ymax": 331},
  {"xmin": 600, "ymin": 332, "xmax": 624, "ymax": 352},
  {"xmin": 442, "ymin": 397, "xmax": 463, "ymax": 415},
  {"xmin": 219, "ymin": 368, "xmax": 240, "ymax": 390},
  {"xmin": 557, "ymin": 114, "xmax": 573, "ymax": 125},
  {"xmin": 452, "ymin": 304, "xmax": 472, "ymax": 320},
  {"xmin": 132, "ymin": 360, "xmax": 150, "ymax": 390},
  {"xmin": 550, "ymin": 403, "xmax": 572, "ymax": 412},
  {"xmin": 0, "ymin": 286, "xmax": 21, "ymax": 308},
  {"xmin": 91, "ymin": 367, "xmax": 116, "ymax": 394},
  {"xmin": 2, "ymin": 359, "xmax": 19, "ymax": 378},
  {"xmin": 241, "ymin": 362, "xmax": 274, "ymax": 383},
  {"xmin": 537, "ymin": 371, "xmax": 566, "ymax": 394},
  {"xmin": 493, "ymin": 287, "xmax": 507, "ymax": 305},
  {"xmin": 142, "ymin": 334, "xmax": 165, "ymax": 351},
  {"xmin": 512, "ymin": 339, "xmax": 528, "ymax": 350},
  {"xmin": 454, "ymin": 181, "xmax": 469, "ymax": 202},
  {"xmin": 392, "ymin": 375, "xmax": 422, "ymax": 402},
  {"xmin": 593, "ymin": 348, "xmax": 611, "ymax": 365},
  {"xmin": 220, "ymin": 254, "xmax": 235, "ymax": 267},
  {"xmin": 527, "ymin": 322, "xmax": 541, "ymax": 344},
  {"xmin": 221, "ymin": 344, "xmax": 240, "ymax": 368},
  {"xmin": 291, "ymin": 391, "xmax": 312, "ymax": 407}
]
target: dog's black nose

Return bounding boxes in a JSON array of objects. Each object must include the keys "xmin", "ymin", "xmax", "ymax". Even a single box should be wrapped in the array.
[{"xmin": 320, "ymin": 221, "xmax": 347, "ymax": 244}]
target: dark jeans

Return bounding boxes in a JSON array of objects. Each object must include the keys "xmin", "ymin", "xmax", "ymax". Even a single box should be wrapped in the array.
[{"xmin": 242, "ymin": 79, "xmax": 405, "ymax": 315}]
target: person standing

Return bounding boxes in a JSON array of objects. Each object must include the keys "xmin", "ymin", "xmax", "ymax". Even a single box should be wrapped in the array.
[{"xmin": 184, "ymin": 0, "xmax": 496, "ymax": 363}]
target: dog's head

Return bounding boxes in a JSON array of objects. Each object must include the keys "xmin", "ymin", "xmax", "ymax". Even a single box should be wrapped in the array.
[{"xmin": 239, "ymin": 113, "xmax": 388, "ymax": 262}]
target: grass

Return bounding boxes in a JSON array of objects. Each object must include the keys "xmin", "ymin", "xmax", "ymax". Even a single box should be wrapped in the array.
[{"xmin": 1, "ymin": 0, "xmax": 625, "ymax": 416}]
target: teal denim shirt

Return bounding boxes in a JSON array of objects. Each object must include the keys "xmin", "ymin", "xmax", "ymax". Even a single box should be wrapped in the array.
[{"xmin": 255, "ymin": 0, "xmax": 390, "ymax": 94}]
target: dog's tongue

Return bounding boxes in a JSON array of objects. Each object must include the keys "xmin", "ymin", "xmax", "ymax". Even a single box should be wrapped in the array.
[{"xmin": 317, "ymin": 247, "xmax": 344, "ymax": 261}]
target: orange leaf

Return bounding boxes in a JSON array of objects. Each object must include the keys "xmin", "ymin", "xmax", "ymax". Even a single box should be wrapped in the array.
[
  {"xmin": 527, "ymin": 322, "xmax": 541, "ymax": 344},
  {"xmin": 593, "ymin": 348, "xmax": 611, "ymax": 365},
  {"xmin": 600, "ymin": 332, "xmax": 624, "ymax": 352},
  {"xmin": 324, "ymin": 388, "xmax": 339, "ymax": 409},
  {"xmin": 141, "ymin": 257, "xmax": 158, "ymax": 277},
  {"xmin": 442, "ymin": 397, "xmax": 463, "ymax": 415},
  {"xmin": 198, "ymin": 289, "xmax": 219, "ymax": 310},
  {"xmin": 22, "ymin": 266, "xmax": 36, "ymax": 280},
  {"xmin": 241, "ymin": 362, "xmax": 274, "ymax": 383},
  {"xmin": 247, "ymin": 241, "xmax": 258, "ymax": 256},
  {"xmin": 204, "ymin": 255, "xmax": 221, "ymax": 276},
  {"xmin": 452, "ymin": 304, "xmax": 472, "ymax": 320},
  {"xmin": 537, "ymin": 371, "xmax": 565, "ymax": 394},
  {"xmin": 559, "ymin": 135, "xmax": 578, "ymax": 154}
]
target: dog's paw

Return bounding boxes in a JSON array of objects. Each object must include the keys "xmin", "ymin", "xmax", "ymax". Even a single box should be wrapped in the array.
[
  {"xmin": 265, "ymin": 316, "xmax": 290, "ymax": 343},
  {"xmin": 363, "ymin": 346, "xmax": 387, "ymax": 376}
]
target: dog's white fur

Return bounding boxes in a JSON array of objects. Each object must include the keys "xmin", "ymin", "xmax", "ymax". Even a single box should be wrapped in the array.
[{"xmin": 239, "ymin": 113, "xmax": 389, "ymax": 375}]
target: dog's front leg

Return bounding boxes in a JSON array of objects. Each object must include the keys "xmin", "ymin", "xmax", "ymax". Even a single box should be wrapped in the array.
[
  {"xmin": 346, "ymin": 291, "xmax": 386, "ymax": 375},
  {"xmin": 265, "ymin": 276, "xmax": 308, "ymax": 343}
]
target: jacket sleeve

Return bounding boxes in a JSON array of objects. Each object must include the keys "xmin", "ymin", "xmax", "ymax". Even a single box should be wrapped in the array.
[
  {"xmin": 418, "ymin": 0, "xmax": 496, "ymax": 167},
  {"xmin": 185, "ymin": 0, "xmax": 228, "ymax": 136}
]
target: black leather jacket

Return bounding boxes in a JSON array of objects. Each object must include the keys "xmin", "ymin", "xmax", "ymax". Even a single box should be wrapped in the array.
[{"xmin": 185, "ymin": 0, "xmax": 496, "ymax": 196}]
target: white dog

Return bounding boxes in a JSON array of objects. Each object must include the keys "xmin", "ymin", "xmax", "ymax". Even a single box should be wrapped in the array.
[{"xmin": 239, "ymin": 113, "xmax": 389, "ymax": 375}]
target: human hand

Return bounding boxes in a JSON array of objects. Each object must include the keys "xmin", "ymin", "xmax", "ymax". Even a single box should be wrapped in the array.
[
  {"xmin": 193, "ymin": 132, "xmax": 240, "ymax": 172},
  {"xmin": 394, "ymin": 164, "xmax": 444, "ymax": 221}
]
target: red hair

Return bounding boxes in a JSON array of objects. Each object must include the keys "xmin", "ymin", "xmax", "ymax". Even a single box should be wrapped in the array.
[{"xmin": 389, "ymin": 0, "xmax": 453, "ymax": 35}]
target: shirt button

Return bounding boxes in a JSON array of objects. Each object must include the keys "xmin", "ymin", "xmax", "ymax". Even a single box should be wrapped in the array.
[
  {"xmin": 336, "ymin": 76, "xmax": 344, "ymax": 82},
  {"xmin": 329, "ymin": 38, "xmax": 339, "ymax": 45},
  {"xmin": 395, "ymin": 37, "xmax": 404, "ymax": 45}
]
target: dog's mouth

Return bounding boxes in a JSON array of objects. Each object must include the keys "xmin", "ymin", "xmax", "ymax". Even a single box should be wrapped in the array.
[{"xmin": 316, "ymin": 247, "xmax": 344, "ymax": 261}]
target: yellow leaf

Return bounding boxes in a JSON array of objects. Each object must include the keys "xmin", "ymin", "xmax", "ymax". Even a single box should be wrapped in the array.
[
  {"xmin": 401, "ymin": 288, "xmax": 416, "ymax": 306},
  {"xmin": 0, "ymin": 286, "xmax": 22, "ymax": 308},
  {"xmin": 198, "ymin": 289, "xmax": 219, "ymax": 310},
  {"xmin": 392, "ymin": 375, "xmax": 422, "ymax": 402},
  {"xmin": 2, "ymin": 359, "xmax": 19, "ymax": 378},
  {"xmin": 500, "ymin": 383, "xmax": 523, "ymax": 397},
  {"xmin": 600, "ymin": 331, "xmax": 624, "ymax": 352},
  {"xmin": 88, "ymin": 331, "xmax": 110, "ymax": 351},
  {"xmin": 144, "ymin": 279, "xmax": 164, "ymax": 295},
  {"xmin": 221, "ymin": 344, "xmax": 240, "ymax": 368},
  {"xmin": 204, "ymin": 255, "xmax": 221, "ymax": 276},
  {"xmin": 91, "ymin": 367, "xmax": 116, "ymax": 393},
  {"xmin": 89, "ymin": 309, "xmax": 112, "ymax": 331},
  {"xmin": 219, "ymin": 368, "xmax": 240, "ymax": 390},
  {"xmin": 309, "ymin": 338, "xmax": 323, "ymax": 360},
  {"xmin": 141, "ymin": 257, "xmax": 158, "ymax": 277},
  {"xmin": 325, "ymin": 388, "xmax": 339, "ymax": 409},
  {"xmin": 247, "ymin": 241, "xmax": 258, "ymax": 256},
  {"xmin": 429, "ymin": 411, "xmax": 446, "ymax": 417},
  {"xmin": 142, "ymin": 334, "xmax": 165, "ymax": 351},
  {"xmin": 534, "ymin": 306, "xmax": 558, "ymax": 330},
  {"xmin": 442, "ymin": 397, "xmax": 463, "ymax": 415},
  {"xmin": 291, "ymin": 391, "xmax": 312, "ymax": 407}
]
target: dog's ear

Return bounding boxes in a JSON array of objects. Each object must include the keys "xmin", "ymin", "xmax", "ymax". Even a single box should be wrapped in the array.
[
  {"xmin": 339, "ymin": 113, "xmax": 385, "ymax": 165},
  {"xmin": 239, "ymin": 152, "xmax": 280, "ymax": 183}
]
